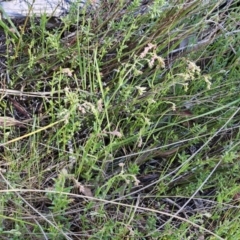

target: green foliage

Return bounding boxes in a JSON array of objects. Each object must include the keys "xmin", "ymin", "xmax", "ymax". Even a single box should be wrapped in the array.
[{"xmin": 0, "ymin": 0, "xmax": 240, "ymax": 239}]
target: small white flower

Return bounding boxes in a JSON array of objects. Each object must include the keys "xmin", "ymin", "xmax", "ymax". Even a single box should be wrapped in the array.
[
  {"xmin": 134, "ymin": 179, "xmax": 140, "ymax": 186},
  {"xmin": 203, "ymin": 75, "xmax": 212, "ymax": 89},
  {"xmin": 183, "ymin": 83, "xmax": 189, "ymax": 92},
  {"xmin": 144, "ymin": 117, "xmax": 152, "ymax": 126},
  {"xmin": 136, "ymin": 86, "xmax": 147, "ymax": 96},
  {"xmin": 156, "ymin": 55, "xmax": 165, "ymax": 68},
  {"xmin": 187, "ymin": 60, "xmax": 201, "ymax": 74},
  {"xmin": 118, "ymin": 162, "xmax": 125, "ymax": 167}
]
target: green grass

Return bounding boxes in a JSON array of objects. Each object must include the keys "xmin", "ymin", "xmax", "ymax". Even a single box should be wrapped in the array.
[{"xmin": 0, "ymin": 0, "xmax": 240, "ymax": 239}]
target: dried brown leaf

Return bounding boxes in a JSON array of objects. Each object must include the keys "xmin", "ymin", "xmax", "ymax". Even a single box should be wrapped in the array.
[
  {"xmin": 60, "ymin": 68, "xmax": 73, "ymax": 77},
  {"xmin": 0, "ymin": 117, "xmax": 24, "ymax": 127},
  {"xmin": 79, "ymin": 185, "xmax": 93, "ymax": 197},
  {"xmin": 97, "ymin": 99, "xmax": 103, "ymax": 112},
  {"xmin": 72, "ymin": 178, "xmax": 93, "ymax": 197},
  {"xmin": 108, "ymin": 129, "xmax": 122, "ymax": 138}
]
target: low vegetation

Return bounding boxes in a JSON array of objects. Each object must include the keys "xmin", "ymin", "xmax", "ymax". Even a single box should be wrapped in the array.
[{"xmin": 0, "ymin": 0, "xmax": 239, "ymax": 239}]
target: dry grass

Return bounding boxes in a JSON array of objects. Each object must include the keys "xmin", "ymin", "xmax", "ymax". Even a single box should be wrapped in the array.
[{"xmin": 0, "ymin": 0, "xmax": 239, "ymax": 239}]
